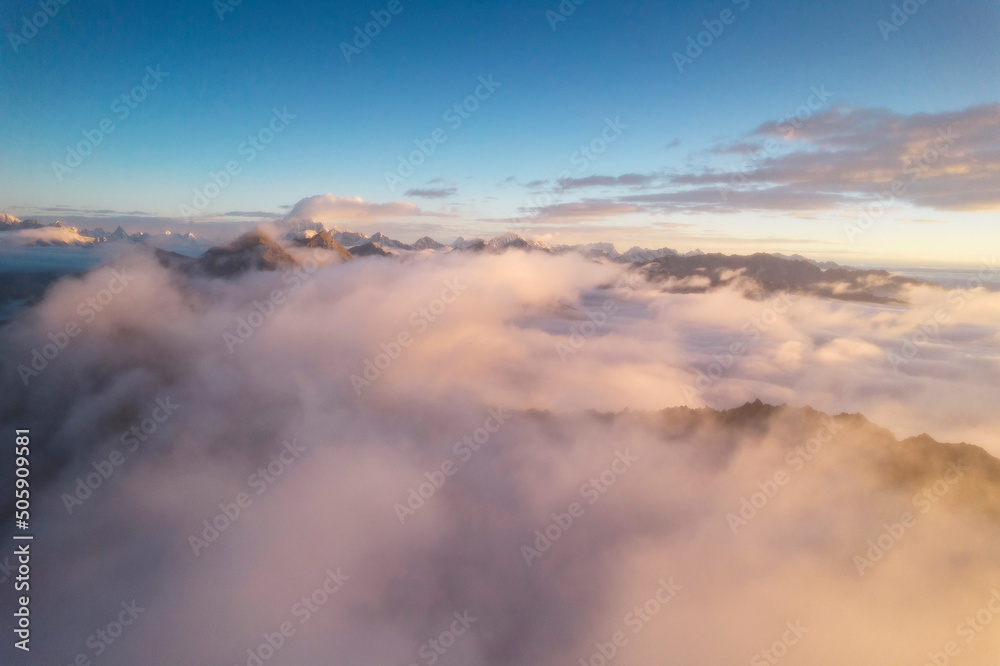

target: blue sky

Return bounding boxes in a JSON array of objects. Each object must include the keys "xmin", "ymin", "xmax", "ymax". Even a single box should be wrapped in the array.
[{"xmin": 2, "ymin": 0, "xmax": 998, "ymax": 264}]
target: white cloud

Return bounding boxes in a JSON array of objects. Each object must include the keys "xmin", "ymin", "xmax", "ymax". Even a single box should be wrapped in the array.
[
  {"xmin": 2, "ymin": 249, "xmax": 999, "ymax": 664},
  {"xmin": 284, "ymin": 194, "xmax": 430, "ymax": 224}
]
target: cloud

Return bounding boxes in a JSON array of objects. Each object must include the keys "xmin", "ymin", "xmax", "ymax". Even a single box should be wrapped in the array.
[
  {"xmin": 535, "ymin": 103, "xmax": 1000, "ymax": 216},
  {"xmin": 29, "ymin": 206, "xmax": 155, "ymax": 217},
  {"xmin": 708, "ymin": 142, "xmax": 762, "ymax": 155},
  {"xmin": 898, "ymin": 217, "xmax": 949, "ymax": 224},
  {"xmin": 556, "ymin": 173, "xmax": 662, "ymax": 191},
  {"xmin": 699, "ymin": 104, "xmax": 1000, "ymax": 211},
  {"xmin": 283, "ymin": 194, "xmax": 442, "ymax": 225},
  {"xmin": 1, "ymin": 249, "xmax": 999, "ymax": 664},
  {"xmin": 223, "ymin": 211, "xmax": 284, "ymax": 218},
  {"xmin": 621, "ymin": 186, "xmax": 844, "ymax": 213},
  {"xmin": 522, "ymin": 201, "xmax": 644, "ymax": 220},
  {"xmin": 404, "ymin": 187, "xmax": 458, "ymax": 199},
  {"xmin": 10, "ymin": 215, "xmax": 258, "ymax": 243}
]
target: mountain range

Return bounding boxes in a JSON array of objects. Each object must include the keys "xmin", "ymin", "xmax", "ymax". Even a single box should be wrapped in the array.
[
  {"xmin": 1, "ymin": 214, "xmax": 928, "ymax": 319},
  {"xmin": 0, "ymin": 214, "xmax": 807, "ymax": 269}
]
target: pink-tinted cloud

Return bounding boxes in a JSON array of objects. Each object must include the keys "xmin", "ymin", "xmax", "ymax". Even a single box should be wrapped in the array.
[
  {"xmin": 526, "ymin": 104, "xmax": 1000, "ymax": 215},
  {"xmin": 284, "ymin": 194, "xmax": 434, "ymax": 223}
]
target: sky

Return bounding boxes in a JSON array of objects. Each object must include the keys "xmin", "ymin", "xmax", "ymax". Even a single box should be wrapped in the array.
[{"xmin": 2, "ymin": 0, "xmax": 998, "ymax": 265}]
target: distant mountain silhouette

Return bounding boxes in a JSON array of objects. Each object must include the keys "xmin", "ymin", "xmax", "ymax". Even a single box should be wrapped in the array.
[{"xmin": 637, "ymin": 252, "xmax": 924, "ymax": 303}]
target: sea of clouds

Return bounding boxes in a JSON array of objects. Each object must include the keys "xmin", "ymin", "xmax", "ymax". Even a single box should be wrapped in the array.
[{"xmin": 1, "ymin": 248, "xmax": 999, "ymax": 664}]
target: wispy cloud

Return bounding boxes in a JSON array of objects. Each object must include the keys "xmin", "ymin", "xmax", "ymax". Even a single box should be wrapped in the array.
[
  {"xmin": 30, "ymin": 205, "xmax": 155, "ymax": 216},
  {"xmin": 898, "ymin": 217, "xmax": 949, "ymax": 224},
  {"xmin": 708, "ymin": 141, "xmax": 763, "ymax": 155},
  {"xmin": 223, "ymin": 210, "xmax": 283, "ymax": 218},
  {"xmin": 4, "ymin": 250, "xmax": 1000, "ymax": 663},
  {"xmin": 404, "ymin": 187, "xmax": 458, "ymax": 199},
  {"xmin": 513, "ymin": 104, "xmax": 1000, "ymax": 217},
  {"xmin": 555, "ymin": 173, "xmax": 662, "ymax": 191},
  {"xmin": 521, "ymin": 201, "xmax": 644, "ymax": 220}
]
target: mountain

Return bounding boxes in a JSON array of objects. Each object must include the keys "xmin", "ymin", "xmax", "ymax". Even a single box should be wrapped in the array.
[
  {"xmin": 368, "ymin": 232, "xmax": 414, "ymax": 251},
  {"xmin": 526, "ymin": 399, "xmax": 1000, "ymax": 514},
  {"xmin": 0, "ymin": 221, "xmax": 95, "ymax": 247},
  {"xmin": 142, "ymin": 231, "xmax": 206, "ymax": 257},
  {"xmin": 274, "ymin": 219, "xmax": 374, "ymax": 249},
  {"xmin": 157, "ymin": 229, "xmax": 298, "ymax": 278},
  {"xmin": 0, "ymin": 213, "xmax": 46, "ymax": 231},
  {"xmin": 486, "ymin": 231, "xmax": 551, "ymax": 252},
  {"xmin": 621, "ymin": 245, "xmax": 678, "ymax": 262},
  {"xmin": 563, "ymin": 242, "xmax": 621, "ymax": 260},
  {"xmin": 77, "ymin": 226, "xmax": 207, "ymax": 256},
  {"xmin": 78, "ymin": 227, "xmax": 111, "ymax": 240},
  {"xmin": 1, "ymin": 215, "xmax": 930, "ymax": 305},
  {"xmin": 273, "ymin": 218, "xmax": 416, "ymax": 250},
  {"xmin": 0, "ymin": 214, "xmax": 44, "ymax": 232},
  {"xmin": 330, "ymin": 228, "xmax": 369, "ymax": 247},
  {"xmin": 78, "ymin": 225, "xmax": 135, "ymax": 242},
  {"xmin": 771, "ymin": 252, "xmax": 843, "ymax": 270},
  {"xmin": 108, "ymin": 225, "xmax": 131, "ymax": 242},
  {"xmin": 295, "ymin": 229, "xmax": 353, "ymax": 260},
  {"xmin": 348, "ymin": 241, "xmax": 394, "ymax": 257},
  {"xmin": 0, "ymin": 215, "xmax": 931, "ymax": 276},
  {"xmin": 552, "ymin": 241, "xmax": 680, "ymax": 262},
  {"xmin": 413, "ymin": 236, "xmax": 447, "ymax": 250},
  {"xmin": 450, "ymin": 232, "xmax": 552, "ymax": 253},
  {"xmin": 451, "ymin": 236, "xmax": 487, "ymax": 251},
  {"xmin": 275, "ymin": 218, "xmax": 327, "ymax": 239},
  {"xmin": 198, "ymin": 229, "xmax": 298, "ymax": 276},
  {"xmin": 637, "ymin": 252, "xmax": 924, "ymax": 303}
]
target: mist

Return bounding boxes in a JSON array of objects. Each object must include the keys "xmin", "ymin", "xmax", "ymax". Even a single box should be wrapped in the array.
[{"xmin": 1, "ymin": 247, "xmax": 999, "ymax": 665}]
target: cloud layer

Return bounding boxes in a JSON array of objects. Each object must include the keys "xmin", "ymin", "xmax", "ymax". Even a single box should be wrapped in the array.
[
  {"xmin": 1, "ymin": 249, "xmax": 999, "ymax": 664},
  {"xmin": 284, "ymin": 194, "xmax": 433, "ymax": 224},
  {"xmin": 515, "ymin": 103, "xmax": 1000, "ymax": 218}
]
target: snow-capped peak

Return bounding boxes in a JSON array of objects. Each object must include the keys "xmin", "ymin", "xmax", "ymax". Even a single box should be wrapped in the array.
[{"xmin": 621, "ymin": 246, "xmax": 678, "ymax": 262}]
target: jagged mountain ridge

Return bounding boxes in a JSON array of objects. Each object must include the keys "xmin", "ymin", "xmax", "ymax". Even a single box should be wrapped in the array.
[
  {"xmin": 5, "ymin": 398, "xmax": 997, "ymax": 534},
  {"xmin": 528, "ymin": 399, "xmax": 1000, "ymax": 522},
  {"xmin": 155, "ymin": 229, "xmax": 299, "ymax": 278},
  {"xmin": 638, "ymin": 252, "xmax": 923, "ymax": 304},
  {"xmin": 293, "ymin": 229, "xmax": 353, "ymax": 260},
  {"xmin": 348, "ymin": 241, "xmax": 394, "ymax": 257},
  {"xmin": 1, "ymin": 212, "xmax": 840, "ymax": 271},
  {"xmin": 0, "ymin": 214, "xmax": 44, "ymax": 231},
  {"xmin": 2, "ymin": 213, "xmax": 932, "ymax": 306}
]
